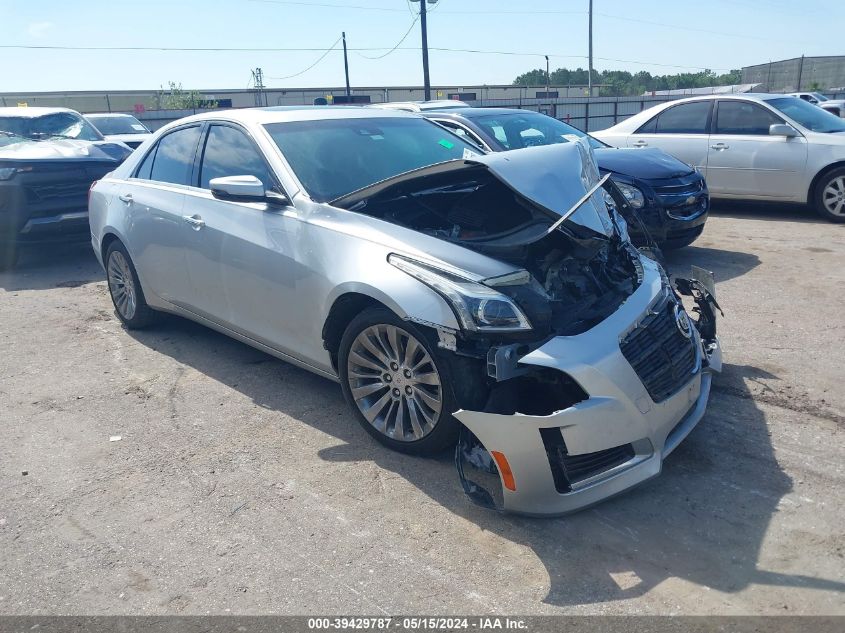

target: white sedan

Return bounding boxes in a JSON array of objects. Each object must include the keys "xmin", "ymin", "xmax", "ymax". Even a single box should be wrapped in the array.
[{"xmin": 594, "ymin": 94, "xmax": 845, "ymax": 222}]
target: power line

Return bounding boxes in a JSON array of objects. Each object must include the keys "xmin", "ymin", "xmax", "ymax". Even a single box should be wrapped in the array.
[
  {"xmin": 267, "ymin": 35, "xmax": 342, "ymax": 80},
  {"xmin": 0, "ymin": 44, "xmax": 732, "ymax": 72},
  {"xmin": 356, "ymin": 17, "xmax": 419, "ymax": 60},
  {"xmin": 248, "ymin": 0, "xmax": 583, "ymax": 14}
]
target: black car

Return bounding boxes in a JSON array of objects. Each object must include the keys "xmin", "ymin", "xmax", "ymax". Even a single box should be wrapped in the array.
[
  {"xmin": 0, "ymin": 108, "xmax": 132, "ymax": 270},
  {"xmin": 422, "ymin": 107, "xmax": 709, "ymax": 250}
]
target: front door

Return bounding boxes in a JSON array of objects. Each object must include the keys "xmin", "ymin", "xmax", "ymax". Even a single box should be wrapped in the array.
[{"xmin": 181, "ymin": 123, "xmax": 305, "ymax": 357}]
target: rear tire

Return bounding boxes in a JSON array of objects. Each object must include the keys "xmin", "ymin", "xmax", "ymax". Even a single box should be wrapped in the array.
[
  {"xmin": 338, "ymin": 307, "xmax": 460, "ymax": 456},
  {"xmin": 105, "ymin": 241, "xmax": 159, "ymax": 329},
  {"xmin": 813, "ymin": 167, "xmax": 845, "ymax": 223}
]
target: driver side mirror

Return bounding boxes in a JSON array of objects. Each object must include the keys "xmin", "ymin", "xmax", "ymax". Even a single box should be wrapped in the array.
[
  {"xmin": 769, "ymin": 124, "xmax": 798, "ymax": 138},
  {"xmin": 209, "ymin": 175, "xmax": 289, "ymax": 205}
]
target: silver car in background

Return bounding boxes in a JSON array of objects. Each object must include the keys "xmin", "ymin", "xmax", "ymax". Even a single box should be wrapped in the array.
[
  {"xmin": 85, "ymin": 113, "xmax": 153, "ymax": 149},
  {"xmin": 88, "ymin": 107, "xmax": 721, "ymax": 515},
  {"xmin": 595, "ymin": 94, "xmax": 845, "ymax": 222}
]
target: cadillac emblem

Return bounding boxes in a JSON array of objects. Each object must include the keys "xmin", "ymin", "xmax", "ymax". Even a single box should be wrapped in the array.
[{"xmin": 674, "ymin": 304, "xmax": 693, "ymax": 339}]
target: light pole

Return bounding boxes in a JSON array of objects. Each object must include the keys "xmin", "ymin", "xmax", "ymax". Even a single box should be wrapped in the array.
[
  {"xmin": 545, "ymin": 55, "xmax": 550, "ymax": 96},
  {"xmin": 588, "ymin": 0, "xmax": 593, "ymax": 96},
  {"xmin": 411, "ymin": 0, "xmax": 437, "ymax": 100}
]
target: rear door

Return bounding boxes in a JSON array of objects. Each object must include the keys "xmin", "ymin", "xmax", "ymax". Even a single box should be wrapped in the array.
[
  {"xmin": 181, "ymin": 122, "xmax": 304, "ymax": 355},
  {"xmin": 706, "ymin": 99, "xmax": 808, "ymax": 198},
  {"xmin": 122, "ymin": 124, "xmax": 202, "ymax": 304},
  {"xmin": 625, "ymin": 100, "xmax": 712, "ymax": 175}
]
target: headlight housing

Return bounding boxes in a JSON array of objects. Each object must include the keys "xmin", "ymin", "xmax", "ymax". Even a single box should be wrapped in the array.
[
  {"xmin": 388, "ymin": 254, "xmax": 532, "ymax": 332},
  {"xmin": 606, "ymin": 180, "xmax": 645, "ymax": 209}
]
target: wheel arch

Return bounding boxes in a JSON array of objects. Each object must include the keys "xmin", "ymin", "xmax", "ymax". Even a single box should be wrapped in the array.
[{"xmin": 809, "ymin": 161, "xmax": 845, "ymax": 204}]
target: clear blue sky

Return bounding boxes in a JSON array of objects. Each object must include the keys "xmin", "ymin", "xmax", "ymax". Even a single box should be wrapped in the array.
[{"xmin": 1, "ymin": 0, "xmax": 842, "ymax": 91}]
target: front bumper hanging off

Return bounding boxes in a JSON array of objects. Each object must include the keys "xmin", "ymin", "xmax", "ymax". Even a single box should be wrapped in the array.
[{"xmin": 454, "ymin": 261, "xmax": 722, "ymax": 516}]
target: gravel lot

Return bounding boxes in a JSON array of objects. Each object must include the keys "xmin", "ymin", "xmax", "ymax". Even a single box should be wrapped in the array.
[{"xmin": 1, "ymin": 203, "xmax": 843, "ymax": 615}]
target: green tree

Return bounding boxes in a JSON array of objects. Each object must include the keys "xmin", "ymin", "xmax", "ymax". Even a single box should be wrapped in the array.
[
  {"xmin": 515, "ymin": 66, "xmax": 742, "ymax": 95},
  {"xmin": 156, "ymin": 81, "xmax": 217, "ymax": 110}
]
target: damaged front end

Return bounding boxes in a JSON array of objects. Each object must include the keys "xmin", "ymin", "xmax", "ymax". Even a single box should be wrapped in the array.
[
  {"xmin": 335, "ymin": 140, "xmax": 722, "ymax": 515},
  {"xmin": 455, "ymin": 263, "xmax": 722, "ymax": 515}
]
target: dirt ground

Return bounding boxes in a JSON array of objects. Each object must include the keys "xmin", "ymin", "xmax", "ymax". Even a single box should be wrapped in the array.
[{"xmin": 1, "ymin": 202, "xmax": 843, "ymax": 615}]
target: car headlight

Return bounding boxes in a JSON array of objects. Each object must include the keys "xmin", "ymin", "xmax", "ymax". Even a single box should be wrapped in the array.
[
  {"xmin": 0, "ymin": 167, "xmax": 18, "ymax": 181},
  {"xmin": 388, "ymin": 254, "xmax": 532, "ymax": 332},
  {"xmin": 609, "ymin": 180, "xmax": 645, "ymax": 209}
]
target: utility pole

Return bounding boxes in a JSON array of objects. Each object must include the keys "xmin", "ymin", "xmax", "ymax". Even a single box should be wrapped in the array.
[
  {"xmin": 545, "ymin": 55, "xmax": 550, "ymax": 96},
  {"xmin": 588, "ymin": 0, "xmax": 593, "ymax": 96},
  {"xmin": 342, "ymin": 32, "xmax": 351, "ymax": 98},
  {"xmin": 411, "ymin": 0, "xmax": 436, "ymax": 100}
]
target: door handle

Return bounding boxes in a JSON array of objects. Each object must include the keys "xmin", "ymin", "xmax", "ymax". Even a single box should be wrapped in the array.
[
  {"xmin": 710, "ymin": 143, "xmax": 730, "ymax": 150},
  {"xmin": 118, "ymin": 193, "xmax": 133, "ymax": 204},
  {"xmin": 183, "ymin": 214, "xmax": 206, "ymax": 230},
  {"xmin": 632, "ymin": 140, "xmax": 648, "ymax": 147}
]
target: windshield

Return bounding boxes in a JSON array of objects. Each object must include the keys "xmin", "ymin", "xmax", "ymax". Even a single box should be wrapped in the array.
[
  {"xmin": 87, "ymin": 115, "xmax": 149, "ymax": 136},
  {"xmin": 812, "ymin": 93, "xmax": 829, "ymax": 102},
  {"xmin": 264, "ymin": 117, "xmax": 482, "ymax": 202},
  {"xmin": 766, "ymin": 97, "xmax": 845, "ymax": 133},
  {"xmin": 472, "ymin": 112, "xmax": 607, "ymax": 151},
  {"xmin": 0, "ymin": 112, "xmax": 103, "ymax": 141}
]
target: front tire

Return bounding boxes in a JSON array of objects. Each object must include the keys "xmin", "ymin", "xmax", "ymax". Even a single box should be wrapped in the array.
[
  {"xmin": 105, "ymin": 241, "xmax": 159, "ymax": 329},
  {"xmin": 338, "ymin": 307, "xmax": 460, "ymax": 455},
  {"xmin": 814, "ymin": 167, "xmax": 845, "ymax": 223}
]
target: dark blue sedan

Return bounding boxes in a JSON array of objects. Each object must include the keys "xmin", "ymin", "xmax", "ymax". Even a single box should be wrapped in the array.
[{"xmin": 422, "ymin": 107, "xmax": 709, "ymax": 249}]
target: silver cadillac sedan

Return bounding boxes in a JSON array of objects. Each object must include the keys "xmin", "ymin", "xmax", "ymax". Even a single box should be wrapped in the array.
[{"xmin": 88, "ymin": 106, "xmax": 722, "ymax": 515}]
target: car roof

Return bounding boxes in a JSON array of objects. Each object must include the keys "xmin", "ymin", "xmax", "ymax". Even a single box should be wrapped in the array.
[
  {"xmin": 166, "ymin": 105, "xmax": 418, "ymax": 128},
  {"xmin": 422, "ymin": 107, "xmax": 532, "ymax": 120},
  {"xmin": 0, "ymin": 106, "xmax": 80, "ymax": 118},
  {"xmin": 371, "ymin": 100, "xmax": 469, "ymax": 112},
  {"xmin": 85, "ymin": 112, "xmax": 139, "ymax": 118}
]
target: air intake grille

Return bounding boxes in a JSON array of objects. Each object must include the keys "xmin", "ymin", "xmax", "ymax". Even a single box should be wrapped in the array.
[{"xmin": 620, "ymin": 298, "xmax": 698, "ymax": 403}]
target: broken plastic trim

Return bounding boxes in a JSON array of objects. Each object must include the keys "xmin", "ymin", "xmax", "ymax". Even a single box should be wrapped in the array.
[{"xmin": 455, "ymin": 427, "xmax": 505, "ymax": 511}]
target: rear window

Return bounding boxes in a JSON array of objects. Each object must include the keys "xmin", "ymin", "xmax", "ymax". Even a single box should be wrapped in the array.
[
  {"xmin": 263, "ymin": 117, "xmax": 479, "ymax": 202},
  {"xmin": 88, "ymin": 115, "xmax": 149, "ymax": 136},
  {"xmin": 147, "ymin": 126, "xmax": 202, "ymax": 186},
  {"xmin": 637, "ymin": 101, "xmax": 711, "ymax": 135}
]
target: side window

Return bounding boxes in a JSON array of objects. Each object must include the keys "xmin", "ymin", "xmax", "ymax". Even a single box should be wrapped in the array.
[
  {"xmin": 149, "ymin": 126, "xmax": 202, "ymax": 186},
  {"xmin": 635, "ymin": 116, "xmax": 657, "ymax": 134},
  {"xmin": 199, "ymin": 124, "xmax": 273, "ymax": 189},
  {"xmin": 435, "ymin": 121, "xmax": 483, "ymax": 149},
  {"xmin": 654, "ymin": 102, "xmax": 711, "ymax": 134},
  {"xmin": 714, "ymin": 101, "xmax": 782, "ymax": 135},
  {"xmin": 135, "ymin": 146, "xmax": 156, "ymax": 180}
]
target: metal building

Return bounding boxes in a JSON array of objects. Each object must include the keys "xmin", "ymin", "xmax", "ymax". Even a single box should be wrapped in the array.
[{"xmin": 742, "ymin": 56, "xmax": 845, "ymax": 92}]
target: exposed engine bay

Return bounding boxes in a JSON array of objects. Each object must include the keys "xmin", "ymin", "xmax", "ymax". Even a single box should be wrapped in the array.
[{"xmin": 339, "ymin": 164, "xmax": 642, "ymax": 338}]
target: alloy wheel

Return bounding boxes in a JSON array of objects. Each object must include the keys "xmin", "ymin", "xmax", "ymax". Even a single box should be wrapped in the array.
[
  {"xmin": 822, "ymin": 175, "xmax": 845, "ymax": 217},
  {"xmin": 107, "ymin": 251, "xmax": 137, "ymax": 320},
  {"xmin": 346, "ymin": 324, "xmax": 443, "ymax": 442}
]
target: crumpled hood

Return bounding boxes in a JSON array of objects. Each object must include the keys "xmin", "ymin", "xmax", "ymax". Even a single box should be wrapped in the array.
[
  {"xmin": 0, "ymin": 137, "xmax": 131, "ymax": 163},
  {"xmin": 333, "ymin": 140, "xmax": 616, "ymax": 238},
  {"xmin": 594, "ymin": 147, "xmax": 694, "ymax": 180}
]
